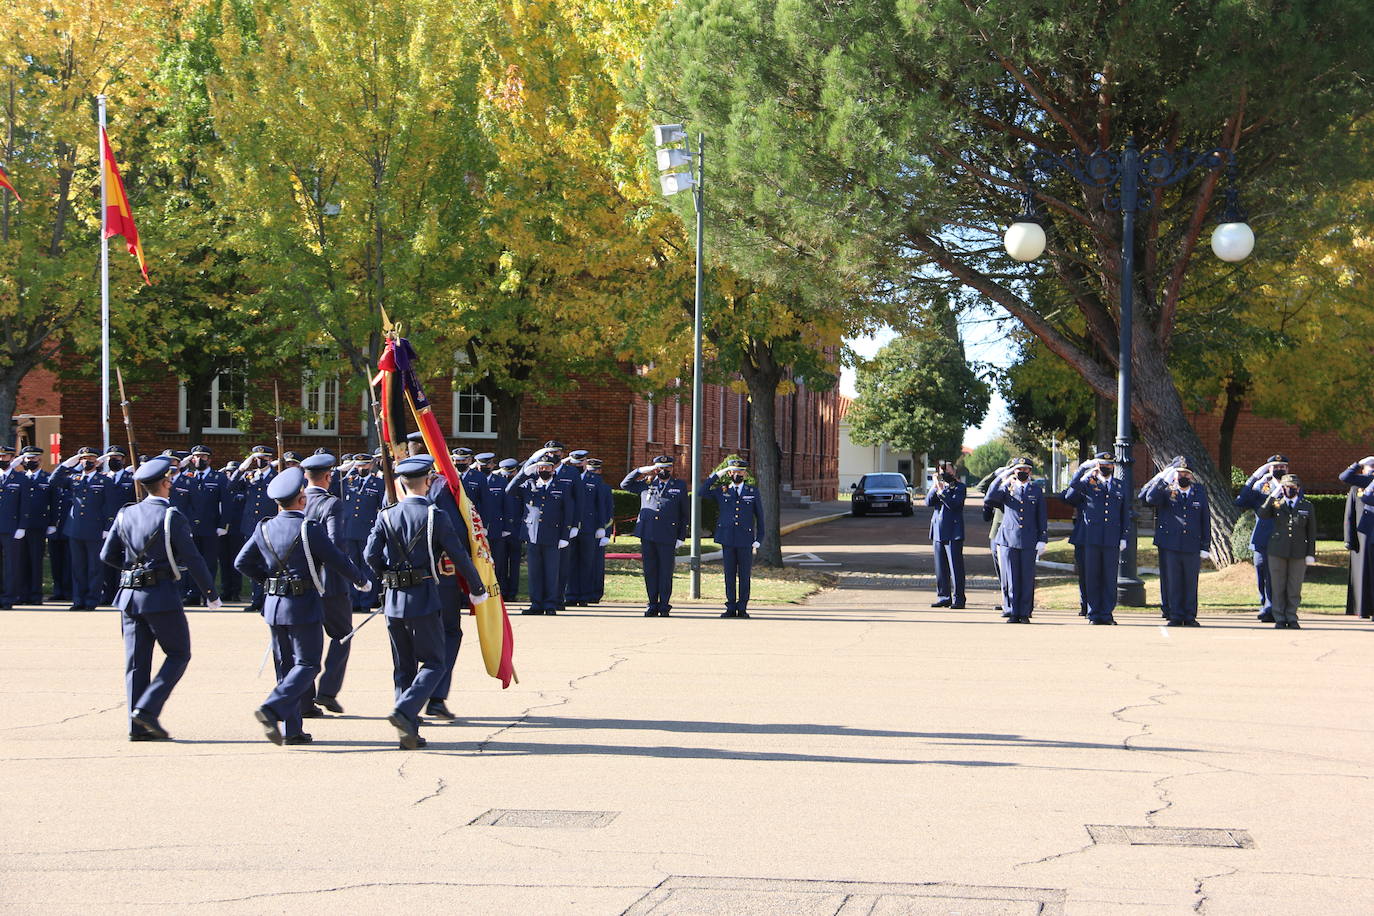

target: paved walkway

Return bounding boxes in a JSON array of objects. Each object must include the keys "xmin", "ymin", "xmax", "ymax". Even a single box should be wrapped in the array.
[{"xmin": 3, "ymin": 510, "xmax": 1371, "ymax": 914}]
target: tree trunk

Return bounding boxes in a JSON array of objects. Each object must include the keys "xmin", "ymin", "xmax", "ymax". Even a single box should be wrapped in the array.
[
  {"xmin": 1131, "ymin": 338, "xmax": 1239, "ymax": 564},
  {"xmin": 183, "ymin": 370, "xmax": 216, "ymax": 446},
  {"xmin": 0, "ymin": 369, "xmax": 18, "ymax": 448},
  {"xmin": 1217, "ymin": 374, "xmax": 1249, "ymax": 480},
  {"xmin": 741, "ymin": 346, "xmax": 785, "ymax": 567},
  {"xmin": 488, "ymin": 389, "xmax": 524, "ymax": 460},
  {"xmin": 1095, "ymin": 391, "xmax": 1114, "ymax": 454}
]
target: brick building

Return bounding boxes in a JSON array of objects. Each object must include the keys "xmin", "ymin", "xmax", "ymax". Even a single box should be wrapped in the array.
[{"xmin": 19, "ymin": 361, "xmax": 840, "ymax": 501}]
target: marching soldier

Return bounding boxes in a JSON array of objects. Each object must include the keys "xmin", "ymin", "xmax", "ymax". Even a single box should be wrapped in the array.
[
  {"xmin": 568, "ymin": 456, "xmax": 613, "ymax": 607},
  {"xmin": 170, "ymin": 445, "xmax": 230, "ymax": 607},
  {"xmin": 494, "ymin": 458, "xmax": 523, "ymax": 599},
  {"xmin": 50, "ymin": 447, "xmax": 110, "ymax": 611},
  {"xmin": 1062, "ymin": 452, "xmax": 1131, "ymax": 625},
  {"xmin": 621, "ymin": 456, "xmax": 690, "ymax": 617},
  {"xmin": 342, "ymin": 449, "xmax": 384, "ymax": 612},
  {"xmin": 427, "ymin": 457, "xmax": 484, "ymax": 718},
  {"xmin": 1139, "ymin": 457, "xmax": 1212, "ymax": 627},
  {"xmin": 300, "ymin": 453, "xmax": 354, "ymax": 716},
  {"xmin": 511, "ymin": 454, "xmax": 573, "ymax": 614},
  {"xmin": 1260, "ymin": 474, "xmax": 1317, "ymax": 629},
  {"xmin": 1236, "ymin": 454, "xmax": 1290, "ymax": 622},
  {"xmin": 364, "ymin": 456, "xmax": 486, "ymax": 749},
  {"xmin": 100, "ymin": 457, "xmax": 221, "ymax": 741},
  {"xmin": 230, "ymin": 446, "xmax": 279, "ymax": 613},
  {"xmin": 926, "ymin": 460, "xmax": 967, "ymax": 610},
  {"xmin": 700, "ymin": 458, "xmax": 763, "ymax": 618},
  {"xmin": 1339, "ymin": 457, "xmax": 1374, "ymax": 619},
  {"xmin": 984, "ymin": 458, "xmax": 1046, "ymax": 622},
  {"xmin": 235, "ymin": 466, "xmax": 367, "ymax": 746}
]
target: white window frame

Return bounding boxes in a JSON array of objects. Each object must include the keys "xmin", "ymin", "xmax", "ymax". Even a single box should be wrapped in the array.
[
  {"xmin": 178, "ymin": 372, "xmax": 246, "ymax": 435},
  {"xmin": 301, "ymin": 371, "xmax": 340, "ymax": 435},
  {"xmin": 451, "ymin": 384, "xmax": 497, "ymax": 439}
]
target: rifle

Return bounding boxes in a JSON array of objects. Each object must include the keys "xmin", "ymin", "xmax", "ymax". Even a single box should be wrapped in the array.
[
  {"xmin": 114, "ymin": 366, "xmax": 143, "ymax": 499},
  {"xmin": 273, "ymin": 381, "xmax": 286, "ymax": 472}
]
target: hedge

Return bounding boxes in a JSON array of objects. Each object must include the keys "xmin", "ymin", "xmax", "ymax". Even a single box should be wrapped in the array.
[
  {"xmin": 610, "ymin": 488, "xmax": 720, "ymax": 536},
  {"xmin": 1230, "ymin": 492, "xmax": 1347, "ymax": 550}
]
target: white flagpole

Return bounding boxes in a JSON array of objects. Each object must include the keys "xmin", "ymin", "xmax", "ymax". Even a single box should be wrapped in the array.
[{"xmin": 98, "ymin": 95, "xmax": 110, "ymax": 452}]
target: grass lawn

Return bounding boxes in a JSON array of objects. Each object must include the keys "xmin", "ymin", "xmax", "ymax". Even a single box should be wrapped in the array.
[{"xmin": 1037, "ymin": 536, "xmax": 1353, "ymax": 616}]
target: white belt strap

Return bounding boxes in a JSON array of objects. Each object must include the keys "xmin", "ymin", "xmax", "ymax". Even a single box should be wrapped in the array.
[
  {"xmin": 427, "ymin": 504, "xmax": 439, "ymax": 582},
  {"xmin": 300, "ymin": 519, "xmax": 325, "ymax": 596},
  {"xmin": 163, "ymin": 508, "xmax": 181, "ymax": 582}
]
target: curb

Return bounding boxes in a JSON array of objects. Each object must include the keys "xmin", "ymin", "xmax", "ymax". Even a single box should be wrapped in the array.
[{"xmin": 780, "ymin": 512, "xmax": 849, "ymax": 537}]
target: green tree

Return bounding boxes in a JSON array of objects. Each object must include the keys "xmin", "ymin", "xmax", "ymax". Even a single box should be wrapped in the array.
[
  {"xmin": 636, "ymin": 0, "xmax": 1374, "ymax": 564},
  {"xmin": 964, "ymin": 440, "xmax": 1012, "ymax": 481}
]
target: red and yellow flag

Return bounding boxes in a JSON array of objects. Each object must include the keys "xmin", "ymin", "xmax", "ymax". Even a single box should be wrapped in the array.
[
  {"xmin": 0, "ymin": 164, "xmax": 19, "ymax": 202},
  {"xmin": 100, "ymin": 128, "xmax": 149, "ymax": 285}
]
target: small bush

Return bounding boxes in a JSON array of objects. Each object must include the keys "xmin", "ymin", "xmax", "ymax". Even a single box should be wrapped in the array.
[{"xmin": 1230, "ymin": 511, "xmax": 1256, "ymax": 562}]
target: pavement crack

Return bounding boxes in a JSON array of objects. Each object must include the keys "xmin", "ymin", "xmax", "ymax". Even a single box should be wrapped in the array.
[
  {"xmin": 413, "ymin": 777, "xmax": 446, "ymax": 807},
  {"xmin": 1105, "ymin": 663, "xmax": 1178, "ymax": 752},
  {"xmin": 1013, "ymin": 840, "xmax": 1096, "ymax": 869},
  {"xmin": 2, "ymin": 702, "xmax": 124, "ymax": 732},
  {"xmin": 1192, "ymin": 866, "xmax": 1238, "ymax": 913},
  {"xmin": 196, "ymin": 880, "xmax": 645, "ymax": 903}
]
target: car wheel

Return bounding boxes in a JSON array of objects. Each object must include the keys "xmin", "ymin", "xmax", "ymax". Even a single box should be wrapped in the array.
[
  {"xmin": 900, "ymin": 507, "xmax": 913, "ymax": 517},
  {"xmin": 851, "ymin": 506, "xmax": 866, "ymax": 517}
]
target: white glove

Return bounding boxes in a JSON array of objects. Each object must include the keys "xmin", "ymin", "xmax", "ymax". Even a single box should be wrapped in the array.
[
  {"xmin": 45, "ymin": 526, "xmax": 55, "ymax": 536},
  {"xmin": 638, "ymin": 465, "xmax": 654, "ymax": 475},
  {"xmin": 468, "ymin": 593, "xmax": 486, "ymax": 606},
  {"xmin": 569, "ymin": 527, "xmax": 579, "ymax": 538},
  {"xmin": 676, "ymin": 539, "xmax": 684, "ymax": 548},
  {"xmin": 1119, "ymin": 540, "xmax": 1127, "ymax": 551},
  {"xmin": 1362, "ymin": 456, "xmax": 1374, "ymax": 467},
  {"xmin": 1034, "ymin": 541, "xmax": 1046, "ymax": 557},
  {"xmin": 353, "ymin": 581, "xmax": 371, "ymax": 591},
  {"xmin": 13, "ymin": 528, "xmax": 24, "ymax": 539},
  {"xmin": 1305, "ymin": 556, "xmax": 1316, "ymax": 566},
  {"xmin": 101, "ymin": 529, "xmax": 110, "ymax": 538},
  {"xmin": 1200, "ymin": 551, "xmax": 1210, "ymax": 559},
  {"xmin": 501, "ymin": 531, "xmax": 512, "ymax": 538},
  {"xmin": 206, "ymin": 597, "xmax": 223, "ymax": 610},
  {"xmin": 216, "ymin": 527, "xmax": 228, "ymax": 536},
  {"xmin": 752, "ymin": 540, "xmax": 761, "ymax": 549},
  {"xmin": 598, "ymin": 536, "xmax": 610, "ymax": 547},
  {"xmin": 594, "ymin": 527, "xmax": 605, "ymax": 538},
  {"xmin": 558, "ymin": 539, "xmax": 569, "ymax": 549}
]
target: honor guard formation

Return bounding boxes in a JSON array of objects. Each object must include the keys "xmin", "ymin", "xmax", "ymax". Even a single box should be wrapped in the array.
[{"xmin": 6, "ymin": 426, "xmax": 1357, "ymax": 746}]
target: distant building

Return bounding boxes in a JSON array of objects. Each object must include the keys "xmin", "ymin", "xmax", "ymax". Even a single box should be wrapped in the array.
[{"xmin": 838, "ymin": 395, "xmax": 922, "ymax": 489}]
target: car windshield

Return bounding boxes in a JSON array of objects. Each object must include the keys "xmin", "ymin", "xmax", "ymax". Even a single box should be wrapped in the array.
[{"xmin": 862, "ymin": 474, "xmax": 907, "ymax": 489}]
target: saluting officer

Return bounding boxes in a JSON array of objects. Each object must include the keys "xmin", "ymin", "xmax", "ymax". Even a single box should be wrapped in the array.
[
  {"xmin": 1139, "ymin": 457, "xmax": 1212, "ymax": 627},
  {"xmin": 621, "ymin": 456, "xmax": 690, "ymax": 617},
  {"xmin": 1236, "ymin": 454, "xmax": 1290, "ymax": 623},
  {"xmin": 230, "ymin": 445, "xmax": 279, "ymax": 613},
  {"xmin": 100, "ymin": 448, "xmax": 137, "ymax": 605},
  {"xmin": 1261, "ymin": 474, "xmax": 1317, "ymax": 629},
  {"xmin": 926, "ymin": 459, "xmax": 967, "ymax": 610},
  {"xmin": 568, "ymin": 456, "xmax": 614, "ymax": 607},
  {"xmin": 13, "ymin": 446, "xmax": 53, "ymax": 605},
  {"xmin": 218, "ymin": 460, "xmax": 247, "ymax": 603},
  {"xmin": 170, "ymin": 445, "xmax": 230, "ymax": 607},
  {"xmin": 235, "ymin": 467, "xmax": 366, "ymax": 746},
  {"xmin": 50, "ymin": 447, "xmax": 111, "ymax": 611},
  {"xmin": 1339, "ymin": 457, "xmax": 1374, "ymax": 620},
  {"xmin": 701, "ymin": 458, "xmax": 764, "ymax": 619},
  {"xmin": 511, "ymin": 454, "xmax": 573, "ymax": 614},
  {"xmin": 983, "ymin": 457, "xmax": 1047, "ymax": 623},
  {"xmin": 493, "ymin": 458, "xmax": 523, "ymax": 599},
  {"xmin": 300, "ymin": 453, "xmax": 354, "ymax": 717},
  {"xmin": 48, "ymin": 459, "xmax": 73, "ymax": 604},
  {"xmin": 452, "ymin": 447, "xmax": 484, "ymax": 504},
  {"xmin": 365, "ymin": 456, "xmax": 486, "ymax": 749},
  {"xmin": 0, "ymin": 444, "xmax": 20, "ymax": 608},
  {"xmin": 1062, "ymin": 452, "xmax": 1131, "ymax": 625},
  {"xmin": 342, "ymin": 450, "xmax": 385, "ymax": 612},
  {"xmin": 477, "ymin": 458, "xmax": 517, "ymax": 597},
  {"xmin": 550, "ymin": 444, "xmax": 584, "ymax": 613},
  {"xmin": 100, "ymin": 457, "xmax": 221, "ymax": 741}
]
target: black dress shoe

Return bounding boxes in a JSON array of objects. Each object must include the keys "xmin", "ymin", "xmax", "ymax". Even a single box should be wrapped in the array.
[
  {"xmin": 131, "ymin": 709, "xmax": 169, "ymax": 740},
  {"xmin": 426, "ymin": 699, "xmax": 456, "ymax": 720},
  {"xmin": 284, "ymin": 733, "xmax": 313, "ymax": 745},
  {"xmin": 931, "ymin": 599, "xmax": 952, "ymax": 608},
  {"xmin": 1184, "ymin": 620, "xmax": 1202, "ymax": 627},
  {"xmin": 1258, "ymin": 611, "xmax": 1275, "ymax": 622},
  {"xmin": 301, "ymin": 704, "xmax": 326, "ymax": 718},
  {"xmin": 255, "ymin": 706, "xmax": 283, "ymax": 746},
  {"xmin": 1078, "ymin": 609, "xmax": 1088, "ymax": 616},
  {"xmin": 129, "ymin": 732, "xmax": 164, "ymax": 742},
  {"xmin": 736, "ymin": 610, "xmax": 750, "ymax": 619},
  {"xmin": 1091, "ymin": 619, "xmax": 1111, "ymax": 625},
  {"xmin": 1274, "ymin": 622, "xmax": 1286, "ymax": 629},
  {"xmin": 400, "ymin": 735, "xmax": 429, "ymax": 750},
  {"xmin": 545, "ymin": 608, "xmax": 557, "ymax": 615},
  {"xmin": 316, "ymin": 695, "xmax": 343, "ymax": 714},
  {"xmin": 1004, "ymin": 615, "xmax": 1018, "ymax": 623},
  {"xmin": 644, "ymin": 609, "xmax": 657, "ymax": 617},
  {"xmin": 720, "ymin": 610, "xmax": 738, "ymax": 618},
  {"xmin": 950, "ymin": 602, "xmax": 965, "ymax": 609},
  {"xmin": 1166, "ymin": 620, "xmax": 1183, "ymax": 626},
  {"xmin": 388, "ymin": 710, "xmax": 421, "ymax": 750},
  {"xmin": 66, "ymin": 604, "xmax": 85, "ymax": 612},
  {"xmin": 521, "ymin": 608, "xmax": 538, "ymax": 615},
  {"xmin": 1289, "ymin": 621, "xmax": 1301, "ymax": 629}
]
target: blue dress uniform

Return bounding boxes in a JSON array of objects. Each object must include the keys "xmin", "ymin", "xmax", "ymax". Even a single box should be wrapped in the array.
[
  {"xmin": 477, "ymin": 467, "xmax": 518, "ymax": 598},
  {"xmin": 170, "ymin": 447, "xmax": 230, "ymax": 607},
  {"xmin": 926, "ymin": 471, "xmax": 967, "ymax": 608},
  {"xmin": 229, "ymin": 447, "xmax": 279, "ymax": 610},
  {"xmin": 553, "ymin": 459, "xmax": 584, "ymax": 610},
  {"xmin": 491, "ymin": 460, "xmax": 524, "ymax": 599},
  {"xmin": 50, "ymin": 450, "xmax": 110, "ymax": 610},
  {"xmin": 1236, "ymin": 455, "xmax": 1289, "ymax": 622},
  {"xmin": 1061, "ymin": 456, "xmax": 1131, "ymax": 624},
  {"xmin": 1338, "ymin": 460, "xmax": 1374, "ymax": 616},
  {"xmin": 701, "ymin": 462, "xmax": 765, "ymax": 618},
  {"xmin": 983, "ymin": 461, "xmax": 1047, "ymax": 622},
  {"xmin": 0, "ymin": 452, "xmax": 22, "ymax": 608},
  {"xmin": 364, "ymin": 457, "xmax": 485, "ymax": 748},
  {"xmin": 99, "ymin": 458, "xmax": 219, "ymax": 740},
  {"xmin": 1139, "ymin": 462, "xmax": 1211, "ymax": 626},
  {"xmin": 235, "ymin": 468, "xmax": 366, "ymax": 745},
  {"xmin": 48, "ymin": 478, "xmax": 72, "ymax": 602},
  {"xmin": 100, "ymin": 460, "xmax": 137, "ymax": 605},
  {"xmin": 511, "ymin": 461, "xmax": 573, "ymax": 614},
  {"xmin": 15, "ymin": 452, "xmax": 53, "ymax": 605},
  {"xmin": 218, "ymin": 463, "xmax": 246, "ymax": 601},
  {"xmin": 621, "ymin": 458, "xmax": 690, "ymax": 617},
  {"xmin": 568, "ymin": 461, "xmax": 614, "ymax": 605},
  {"xmin": 342, "ymin": 461, "xmax": 385, "ymax": 610},
  {"xmin": 302, "ymin": 454, "xmax": 353, "ymax": 713},
  {"xmin": 428, "ymin": 475, "xmax": 482, "ymax": 711}
]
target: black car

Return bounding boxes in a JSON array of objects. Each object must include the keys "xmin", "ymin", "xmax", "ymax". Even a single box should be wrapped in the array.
[{"xmin": 850, "ymin": 472, "xmax": 914, "ymax": 517}]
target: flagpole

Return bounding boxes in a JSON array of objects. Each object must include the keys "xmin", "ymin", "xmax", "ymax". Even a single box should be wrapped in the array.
[{"xmin": 98, "ymin": 95, "xmax": 110, "ymax": 452}]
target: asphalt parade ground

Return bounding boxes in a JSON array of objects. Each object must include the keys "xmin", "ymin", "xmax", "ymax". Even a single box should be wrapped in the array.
[{"xmin": 4, "ymin": 504, "xmax": 1373, "ymax": 914}]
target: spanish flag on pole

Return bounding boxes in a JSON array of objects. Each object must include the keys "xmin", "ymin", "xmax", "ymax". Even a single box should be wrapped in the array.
[
  {"xmin": 100, "ymin": 128, "xmax": 149, "ymax": 285},
  {"xmin": 0, "ymin": 164, "xmax": 19, "ymax": 201}
]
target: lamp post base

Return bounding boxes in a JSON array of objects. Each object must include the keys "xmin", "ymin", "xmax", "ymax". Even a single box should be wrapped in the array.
[{"xmin": 1117, "ymin": 576, "xmax": 1147, "ymax": 608}]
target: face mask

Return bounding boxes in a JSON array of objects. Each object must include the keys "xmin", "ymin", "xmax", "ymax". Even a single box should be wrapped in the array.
[
  {"xmin": 730, "ymin": 474, "xmax": 746, "ymax": 484},
  {"xmin": 538, "ymin": 470, "xmax": 554, "ymax": 481},
  {"xmin": 1015, "ymin": 470, "xmax": 1030, "ymax": 482},
  {"xmin": 108, "ymin": 458, "xmax": 125, "ymax": 471},
  {"xmin": 455, "ymin": 459, "xmax": 470, "ymax": 468},
  {"xmin": 942, "ymin": 472, "xmax": 958, "ymax": 483},
  {"xmin": 657, "ymin": 468, "xmax": 672, "ymax": 479},
  {"xmin": 1177, "ymin": 477, "xmax": 1192, "ymax": 489},
  {"xmin": 1098, "ymin": 465, "xmax": 1114, "ymax": 476},
  {"xmin": 26, "ymin": 459, "xmax": 42, "ymax": 470},
  {"xmin": 1283, "ymin": 487, "xmax": 1298, "ymax": 499}
]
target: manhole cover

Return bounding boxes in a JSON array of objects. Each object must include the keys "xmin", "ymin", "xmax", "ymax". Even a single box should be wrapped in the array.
[
  {"xmin": 468, "ymin": 809, "xmax": 618, "ymax": 828},
  {"xmin": 622, "ymin": 877, "xmax": 1065, "ymax": 915},
  {"xmin": 1086, "ymin": 824, "xmax": 1254, "ymax": 848}
]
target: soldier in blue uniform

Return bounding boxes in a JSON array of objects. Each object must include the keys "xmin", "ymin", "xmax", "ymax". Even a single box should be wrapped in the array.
[
  {"xmin": 218, "ymin": 460, "xmax": 246, "ymax": 602},
  {"xmin": 1340, "ymin": 457, "xmax": 1374, "ymax": 619},
  {"xmin": 1236, "ymin": 454, "xmax": 1289, "ymax": 623},
  {"xmin": 427, "ymin": 458, "xmax": 483, "ymax": 718},
  {"xmin": 477, "ymin": 458, "xmax": 517, "ymax": 599},
  {"xmin": 451, "ymin": 447, "xmax": 484, "ymax": 504},
  {"xmin": 701, "ymin": 458, "xmax": 764, "ymax": 618},
  {"xmin": 170, "ymin": 445, "xmax": 229, "ymax": 607},
  {"xmin": 298, "ymin": 453, "xmax": 355, "ymax": 716},
  {"xmin": 568, "ymin": 456, "xmax": 614, "ymax": 607},
  {"xmin": 1062, "ymin": 452, "xmax": 1132, "ymax": 625},
  {"xmin": 621, "ymin": 456, "xmax": 690, "ymax": 617},
  {"xmin": 99, "ymin": 448, "xmax": 136, "ymax": 606},
  {"xmin": 364, "ymin": 456, "xmax": 486, "ymax": 748},
  {"xmin": 100, "ymin": 457, "xmax": 221, "ymax": 741},
  {"xmin": 926, "ymin": 460, "xmax": 967, "ymax": 609},
  {"xmin": 510, "ymin": 455, "xmax": 572, "ymax": 614},
  {"xmin": 230, "ymin": 446, "xmax": 279, "ymax": 612},
  {"xmin": 342, "ymin": 450, "xmax": 385, "ymax": 611},
  {"xmin": 235, "ymin": 466, "xmax": 367, "ymax": 746},
  {"xmin": 12, "ymin": 446, "xmax": 53, "ymax": 605},
  {"xmin": 0, "ymin": 445, "xmax": 22, "ymax": 608},
  {"xmin": 48, "ymin": 458, "xmax": 73, "ymax": 604},
  {"xmin": 1139, "ymin": 457, "xmax": 1212, "ymax": 627},
  {"xmin": 493, "ymin": 458, "xmax": 523, "ymax": 599},
  {"xmin": 983, "ymin": 457, "xmax": 1047, "ymax": 623},
  {"xmin": 50, "ymin": 447, "xmax": 111, "ymax": 611}
]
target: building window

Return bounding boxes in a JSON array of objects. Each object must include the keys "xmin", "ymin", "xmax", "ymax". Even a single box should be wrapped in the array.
[
  {"xmin": 301, "ymin": 372, "xmax": 339, "ymax": 435},
  {"xmin": 647, "ymin": 399, "xmax": 657, "ymax": 442},
  {"xmin": 179, "ymin": 370, "xmax": 246, "ymax": 434},
  {"xmin": 452, "ymin": 385, "xmax": 496, "ymax": 438}
]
